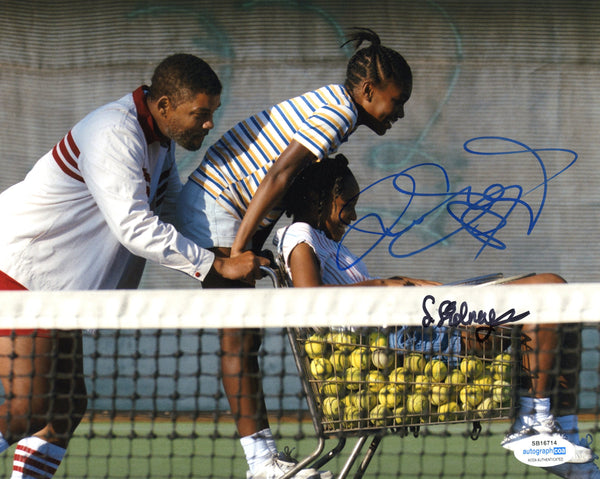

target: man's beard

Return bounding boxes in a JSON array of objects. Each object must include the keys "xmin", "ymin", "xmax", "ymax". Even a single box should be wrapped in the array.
[
  {"xmin": 173, "ymin": 130, "xmax": 206, "ymax": 151},
  {"xmin": 167, "ymin": 123, "xmax": 206, "ymax": 151}
]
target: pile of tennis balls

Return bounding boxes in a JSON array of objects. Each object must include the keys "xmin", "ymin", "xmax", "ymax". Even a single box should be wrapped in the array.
[{"xmin": 304, "ymin": 329, "xmax": 513, "ymax": 430}]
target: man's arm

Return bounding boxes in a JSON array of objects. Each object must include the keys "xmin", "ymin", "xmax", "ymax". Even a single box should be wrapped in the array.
[{"xmin": 79, "ymin": 124, "xmax": 265, "ymax": 282}]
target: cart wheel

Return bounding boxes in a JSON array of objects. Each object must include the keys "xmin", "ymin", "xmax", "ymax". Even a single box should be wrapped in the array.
[{"xmin": 470, "ymin": 421, "xmax": 482, "ymax": 440}]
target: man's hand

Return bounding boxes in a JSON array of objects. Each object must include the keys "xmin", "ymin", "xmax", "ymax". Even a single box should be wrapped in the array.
[{"xmin": 211, "ymin": 251, "xmax": 270, "ymax": 284}]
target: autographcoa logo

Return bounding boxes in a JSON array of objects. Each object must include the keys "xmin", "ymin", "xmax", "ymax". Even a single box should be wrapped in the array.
[{"xmin": 511, "ymin": 434, "xmax": 576, "ymax": 467}]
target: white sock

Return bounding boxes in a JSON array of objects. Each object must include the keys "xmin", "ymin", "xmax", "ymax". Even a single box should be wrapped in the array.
[
  {"xmin": 533, "ymin": 397, "xmax": 552, "ymax": 424},
  {"xmin": 518, "ymin": 397, "xmax": 536, "ymax": 427},
  {"xmin": 264, "ymin": 431, "xmax": 278, "ymax": 455},
  {"xmin": 556, "ymin": 415, "xmax": 579, "ymax": 443},
  {"xmin": 11, "ymin": 436, "xmax": 66, "ymax": 479},
  {"xmin": 241, "ymin": 428, "xmax": 275, "ymax": 474},
  {"xmin": 0, "ymin": 431, "xmax": 9, "ymax": 454}
]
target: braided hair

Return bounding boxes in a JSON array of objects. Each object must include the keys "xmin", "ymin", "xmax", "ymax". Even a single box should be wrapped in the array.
[
  {"xmin": 284, "ymin": 154, "xmax": 357, "ymax": 228},
  {"xmin": 343, "ymin": 27, "xmax": 412, "ymax": 92}
]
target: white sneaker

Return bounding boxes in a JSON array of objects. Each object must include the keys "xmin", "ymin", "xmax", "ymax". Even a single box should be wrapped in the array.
[
  {"xmin": 570, "ymin": 434, "xmax": 600, "ymax": 465},
  {"xmin": 502, "ymin": 416, "xmax": 559, "ymax": 448},
  {"xmin": 544, "ymin": 460, "xmax": 600, "ymax": 478},
  {"xmin": 247, "ymin": 451, "xmax": 332, "ymax": 479},
  {"xmin": 502, "ymin": 417, "xmax": 594, "ymax": 463}
]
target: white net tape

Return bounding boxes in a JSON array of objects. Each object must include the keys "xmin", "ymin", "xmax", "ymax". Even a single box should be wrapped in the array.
[{"xmin": 1, "ymin": 283, "xmax": 598, "ymax": 330}]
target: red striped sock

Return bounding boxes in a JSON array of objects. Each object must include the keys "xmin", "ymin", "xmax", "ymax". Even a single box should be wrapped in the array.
[{"xmin": 11, "ymin": 437, "xmax": 65, "ymax": 479}]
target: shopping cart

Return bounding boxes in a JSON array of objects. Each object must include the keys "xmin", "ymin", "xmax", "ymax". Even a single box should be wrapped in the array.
[{"xmin": 260, "ymin": 265, "xmax": 525, "ymax": 479}]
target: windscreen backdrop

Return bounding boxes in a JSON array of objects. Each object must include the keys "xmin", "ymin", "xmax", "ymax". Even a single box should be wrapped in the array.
[{"xmin": 1, "ymin": 0, "xmax": 599, "ymax": 413}]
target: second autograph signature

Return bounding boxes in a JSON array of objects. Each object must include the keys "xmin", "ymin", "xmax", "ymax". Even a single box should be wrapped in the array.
[{"xmin": 421, "ymin": 294, "xmax": 530, "ymax": 329}]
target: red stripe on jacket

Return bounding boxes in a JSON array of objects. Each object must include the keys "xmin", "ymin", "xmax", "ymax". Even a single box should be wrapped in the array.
[{"xmin": 52, "ymin": 131, "xmax": 84, "ymax": 183}]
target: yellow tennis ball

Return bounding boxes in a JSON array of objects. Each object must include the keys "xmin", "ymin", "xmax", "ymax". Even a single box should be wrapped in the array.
[
  {"xmin": 437, "ymin": 401, "xmax": 459, "ymax": 422},
  {"xmin": 322, "ymin": 396, "xmax": 342, "ymax": 420},
  {"xmin": 369, "ymin": 404, "xmax": 392, "ymax": 427},
  {"xmin": 444, "ymin": 369, "xmax": 467, "ymax": 390},
  {"xmin": 350, "ymin": 347, "xmax": 371, "ymax": 370},
  {"xmin": 459, "ymin": 384, "xmax": 484, "ymax": 408},
  {"xmin": 405, "ymin": 354, "xmax": 426, "ymax": 374},
  {"xmin": 354, "ymin": 390, "xmax": 378, "ymax": 412},
  {"xmin": 476, "ymin": 397, "xmax": 495, "ymax": 418},
  {"xmin": 371, "ymin": 349, "xmax": 394, "ymax": 370},
  {"xmin": 388, "ymin": 374, "xmax": 410, "ymax": 393},
  {"xmin": 319, "ymin": 378, "xmax": 345, "ymax": 397},
  {"xmin": 460, "ymin": 356, "xmax": 484, "ymax": 379},
  {"xmin": 333, "ymin": 331, "xmax": 359, "ymax": 352},
  {"xmin": 342, "ymin": 393, "xmax": 355, "ymax": 409},
  {"xmin": 330, "ymin": 350, "xmax": 351, "ymax": 373},
  {"xmin": 406, "ymin": 393, "xmax": 428, "ymax": 415},
  {"xmin": 366, "ymin": 370, "xmax": 386, "ymax": 393},
  {"xmin": 424, "ymin": 359, "xmax": 448, "ymax": 382},
  {"xmin": 310, "ymin": 357, "xmax": 334, "ymax": 380},
  {"xmin": 329, "ymin": 350, "xmax": 350, "ymax": 374},
  {"xmin": 474, "ymin": 375, "xmax": 493, "ymax": 394},
  {"xmin": 430, "ymin": 384, "xmax": 451, "ymax": 406},
  {"xmin": 388, "ymin": 367, "xmax": 409, "ymax": 392},
  {"xmin": 392, "ymin": 405, "xmax": 407, "ymax": 425},
  {"xmin": 343, "ymin": 405, "xmax": 361, "ymax": 428},
  {"xmin": 492, "ymin": 380, "xmax": 511, "ymax": 405},
  {"xmin": 305, "ymin": 334, "xmax": 328, "ymax": 359},
  {"xmin": 344, "ymin": 366, "xmax": 363, "ymax": 391},
  {"xmin": 368, "ymin": 331, "xmax": 388, "ymax": 350},
  {"xmin": 492, "ymin": 353, "xmax": 512, "ymax": 381},
  {"xmin": 378, "ymin": 384, "xmax": 403, "ymax": 409},
  {"xmin": 413, "ymin": 374, "xmax": 431, "ymax": 394}
]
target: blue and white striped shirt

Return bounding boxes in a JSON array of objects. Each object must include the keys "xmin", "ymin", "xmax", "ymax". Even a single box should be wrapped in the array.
[{"xmin": 190, "ymin": 84, "xmax": 358, "ymax": 228}]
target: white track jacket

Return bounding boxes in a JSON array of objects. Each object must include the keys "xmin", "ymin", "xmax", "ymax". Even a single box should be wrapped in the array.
[{"xmin": 0, "ymin": 86, "xmax": 214, "ymax": 290}]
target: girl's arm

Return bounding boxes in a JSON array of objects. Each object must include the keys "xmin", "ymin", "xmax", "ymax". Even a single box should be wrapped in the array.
[
  {"xmin": 231, "ymin": 140, "xmax": 316, "ymax": 257},
  {"xmin": 288, "ymin": 242, "xmax": 440, "ymax": 288},
  {"xmin": 385, "ymin": 276, "xmax": 441, "ymax": 286},
  {"xmin": 287, "ymin": 243, "xmax": 323, "ymax": 287}
]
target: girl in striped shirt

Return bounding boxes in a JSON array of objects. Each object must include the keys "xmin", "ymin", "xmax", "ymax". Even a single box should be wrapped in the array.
[
  {"xmin": 177, "ymin": 28, "xmax": 412, "ymax": 261},
  {"xmin": 176, "ymin": 28, "xmax": 412, "ymax": 479}
]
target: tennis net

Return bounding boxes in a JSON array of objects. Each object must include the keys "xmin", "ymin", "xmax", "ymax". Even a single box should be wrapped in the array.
[{"xmin": 0, "ymin": 282, "xmax": 599, "ymax": 478}]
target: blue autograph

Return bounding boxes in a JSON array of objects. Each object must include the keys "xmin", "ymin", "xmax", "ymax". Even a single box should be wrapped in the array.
[{"xmin": 338, "ymin": 137, "xmax": 577, "ymax": 269}]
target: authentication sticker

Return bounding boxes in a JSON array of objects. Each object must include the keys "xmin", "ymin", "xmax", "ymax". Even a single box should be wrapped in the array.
[{"xmin": 512, "ymin": 434, "xmax": 575, "ymax": 467}]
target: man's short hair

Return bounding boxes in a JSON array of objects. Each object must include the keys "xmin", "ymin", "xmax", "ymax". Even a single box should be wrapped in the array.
[{"xmin": 148, "ymin": 54, "xmax": 222, "ymax": 107}]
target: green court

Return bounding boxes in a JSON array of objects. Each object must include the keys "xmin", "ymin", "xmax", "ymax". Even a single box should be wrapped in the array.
[{"xmin": 2, "ymin": 418, "xmax": 583, "ymax": 478}]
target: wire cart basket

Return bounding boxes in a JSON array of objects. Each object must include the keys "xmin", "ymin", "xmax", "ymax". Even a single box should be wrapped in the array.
[{"xmin": 261, "ymin": 267, "xmax": 523, "ymax": 479}]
